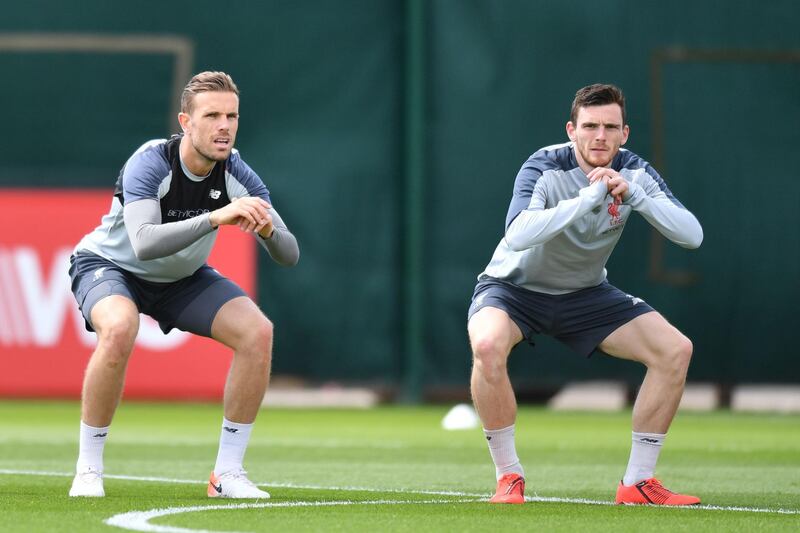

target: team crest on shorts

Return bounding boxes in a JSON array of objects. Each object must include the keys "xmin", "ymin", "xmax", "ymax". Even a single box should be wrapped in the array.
[{"xmin": 92, "ymin": 267, "xmax": 107, "ymax": 281}]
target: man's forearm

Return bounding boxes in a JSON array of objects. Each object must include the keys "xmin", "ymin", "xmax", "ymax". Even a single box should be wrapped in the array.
[
  {"xmin": 124, "ymin": 199, "xmax": 216, "ymax": 260},
  {"xmin": 626, "ymin": 184, "xmax": 703, "ymax": 249},
  {"xmin": 256, "ymin": 208, "xmax": 299, "ymax": 266},
  {"xmin": 504, "ymin": 180, "xmax": 606, "ymax": 251}
]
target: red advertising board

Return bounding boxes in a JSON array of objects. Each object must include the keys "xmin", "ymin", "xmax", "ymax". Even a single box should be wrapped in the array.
[{"xmin": 0, "ymin": 189, "xmax": 256, "ymax": 400}]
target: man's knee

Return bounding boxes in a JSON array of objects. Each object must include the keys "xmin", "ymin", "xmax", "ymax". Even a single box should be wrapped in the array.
[
  {"xmin": 253, "ymin": 316, "xmax": 274, "ymax": 350},
  {"xmin": 94, "ymin": 315, "xmax": 138, "ymax": 366},
  {"xmin": 471, "ymin": 334, "xmax": 510, "ymax": 381},
  {"xmin": 234, "ymin": 315, "xmax": 273, "ymax": 363},
  {"xmin": 674, "ymin": 334, "xmax": 693, "ymax": 371},
  {"xmin": 654, "ymin": 333, "xmax": 693, "ymax": 380}
]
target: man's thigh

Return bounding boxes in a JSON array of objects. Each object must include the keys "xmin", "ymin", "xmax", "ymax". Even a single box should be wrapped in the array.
[
  {"xmin": 148, "ymin": 266, "xmax": 248, "ymax": 338},
  {"xmin": 598, "ymin": 311, "xmax": 687, "ymax": 364},
  {"xmin": 553, "ymin": 282, "xmax": 654, "ymax": 357},
  {"xmin": 69, "ymin": 252, "xmax": 140, "ymax": 332},
  {"xmin": 210, "ymin": 296, "xmax": 269, "ymax": 348},
  {"xmin": 90, "ymin": 295, "xmax": 140, "ymax": 334},
  {"xmin": 467, "ymin": 306, "xmax": 524, "ymax": 355},
  {"xmin": 467, "ymin": 277, "xmax": 552, "ymax": 347}
]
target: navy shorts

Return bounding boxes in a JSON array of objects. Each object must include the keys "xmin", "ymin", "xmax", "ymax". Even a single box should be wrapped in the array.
[
  {"xmin": 467, "ymin": 276, "xmax": 654, "ymax": 357},
  {"xmin": 68, "ymin": 251, "xmax": 248, "ymax": 337}
]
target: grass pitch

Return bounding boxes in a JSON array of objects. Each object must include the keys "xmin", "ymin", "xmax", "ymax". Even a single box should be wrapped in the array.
[{"xmin": 0, "ymin": 400, "xmax": 798, "ymax": 532}]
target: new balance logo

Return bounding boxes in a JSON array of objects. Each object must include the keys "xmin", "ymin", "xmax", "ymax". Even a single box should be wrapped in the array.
[
  {"xmin": 472, "ymin": 292, "xmax": 487, "ymax": 311},
  {"xmin": 209, "ymin": 189, "xmax": 222, "ymax": 200},
  {"xmin": 640, "ymin": 438, "xmax": 659, "ymax": 444},
  {"xmin": 92, "ymin": 267, "xmax": 107, "ymax": 281},
  {"xmin": 486, "ymin": 436, "xmax": 492, "ymax": 441},
  {"xmin": 93, "ymin": 432, "xmax": 108, "ymax": 438},
  {"xmin": 627, "ymin": 294, "xmax": 644, "ymax": 306},
  {"xmin": 223, "ymin": 427, "xmax": 239, "ymax": 434}
]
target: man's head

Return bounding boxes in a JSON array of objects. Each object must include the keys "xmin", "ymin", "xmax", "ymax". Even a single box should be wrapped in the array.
[
  {"xmin": 178, "ymin": 71, "xmax": 240, "ymax": 166},
  {"xmin": 566, "ymin": 84, "xmax": 629, "ymax": 171}
]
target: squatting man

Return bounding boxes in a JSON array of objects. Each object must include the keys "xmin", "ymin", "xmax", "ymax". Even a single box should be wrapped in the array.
[
  {"xmin": 68, "ymin": 71, "xmax": 298, "ymax": 499},
  {"xmin": 468, "ymin": 83, "xmax": 703, "ymax": 505}
]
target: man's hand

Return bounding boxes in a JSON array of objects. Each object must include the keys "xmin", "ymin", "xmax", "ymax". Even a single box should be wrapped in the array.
[
  {"xmin": 586, "ymin": 167, "xmax": 628, "ymax": 203},
  {"xmin": 209, "ymin": 197, "xmax": 272, "ymax": 233},
  {"xmin": 250, "ymin": 212, "xmax": 274, "ymax": 239}
]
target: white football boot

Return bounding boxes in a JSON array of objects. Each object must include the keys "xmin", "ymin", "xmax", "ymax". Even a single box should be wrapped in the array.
[
  {"xmin": 208, "ymin": 469, "xmax": 270, "ymax": 499},
  {"xmin": 69, "ymin": 467, "xmax": 105, "ymax": 497}
]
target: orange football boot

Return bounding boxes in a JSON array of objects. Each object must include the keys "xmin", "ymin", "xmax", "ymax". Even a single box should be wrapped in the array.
[
  {"xmin": 489, "ymin": 473, "xmax": 525, "ymax": 504},
  {"xmin": 615, "ymin": 478, "xmax": 700, "ymax": 506}
]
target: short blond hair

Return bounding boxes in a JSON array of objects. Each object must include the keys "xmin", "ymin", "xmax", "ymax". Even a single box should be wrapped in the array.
[{"xmin": 180, "ymin": 71, "xmax": 239, "ymax": 114}]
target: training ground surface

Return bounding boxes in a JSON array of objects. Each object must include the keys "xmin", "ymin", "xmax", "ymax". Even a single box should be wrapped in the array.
[{"xmin": 0, "ymin": 401, "xmax": 798, "ymax": 532}]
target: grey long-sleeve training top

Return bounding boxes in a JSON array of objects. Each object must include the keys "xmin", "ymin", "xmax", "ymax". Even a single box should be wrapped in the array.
[
  {"xmin": 480, "ymin": 142, "xmax": 702, "ymax": 294},
  {"xmin": 75, "ymin": 135, "xmax": 299, "ymax": 282}
]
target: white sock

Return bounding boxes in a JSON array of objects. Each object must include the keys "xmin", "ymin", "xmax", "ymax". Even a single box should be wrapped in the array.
[
  {"xmin": 213, "ymin": 418, "xmax": 254, "ymax": 476},
  {"xmin": 76, "ymin": 421, "xmax": 110, "ymax": 473},
  {"xmin": 622, "ymin": 431, "xmax": 665, "ymax": 486},
  {"xmin": 484, "ymin": 424, "xmax": 524, "ymax": 480}
]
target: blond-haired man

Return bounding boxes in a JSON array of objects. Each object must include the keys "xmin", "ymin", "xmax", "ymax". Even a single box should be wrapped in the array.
[{"xmin": 68, "ymin": 71, "xmax": 298, "ymax": 498}]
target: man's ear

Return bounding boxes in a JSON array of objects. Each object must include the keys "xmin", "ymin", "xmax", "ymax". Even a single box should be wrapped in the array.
[
  {"xmin": 566, "ymin": 121, "xmax": 576, "ymax": 142},
  {"xmin": 178, "ymin": 112, "xmax": 190, "ymax": 133},
  {"xmin": 620, "ymin": 124, "xmax": 630, "ymax": 146}
]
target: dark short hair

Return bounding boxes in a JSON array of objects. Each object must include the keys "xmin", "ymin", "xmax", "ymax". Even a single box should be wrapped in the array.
[
  {"xmin": 180, "ymin": 71, "xmax": 240, "ymax": 114},
  {"xmin": 570, "ymin": 84, "xmax": 626, "ymax": 125}
]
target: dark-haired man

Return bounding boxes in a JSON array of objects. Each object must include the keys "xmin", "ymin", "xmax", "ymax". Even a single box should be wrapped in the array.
[
  {"xmin": 468, "ymin": 84, "xmax": 702, "ymax": 505},
  {"xmin": 68, "ymin": 71, "xmax": 298, "ymax": 499}
]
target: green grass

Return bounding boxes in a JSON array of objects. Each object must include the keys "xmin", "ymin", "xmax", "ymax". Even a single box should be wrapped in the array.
[{"xmin": 0, "ymin": 401, "xmax": 798, "ymax": 532}]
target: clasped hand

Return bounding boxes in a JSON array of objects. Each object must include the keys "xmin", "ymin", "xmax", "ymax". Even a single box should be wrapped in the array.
[
  {"xmin": 209, "ymin": 197, "xmax": 273, "ymax": 235},
  {"xmin": 587, "ymin": 167, "xmax": 628, "ymax": 204}
]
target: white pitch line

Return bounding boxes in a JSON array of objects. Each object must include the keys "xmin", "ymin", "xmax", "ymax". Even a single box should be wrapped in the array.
[
  {"xmin": 0, "ymin": 469, "xmax": 482, "ymax": 497},
  {"xmin": 2, "ymin": 469, "xmax": 798, "ymax": 515},
  {"xmin": 105, "ymin": 499, "xmax": 476, "ymax": 533}
]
